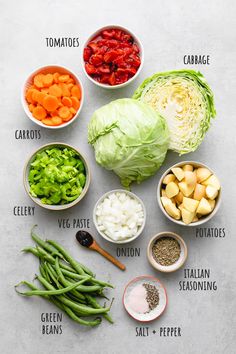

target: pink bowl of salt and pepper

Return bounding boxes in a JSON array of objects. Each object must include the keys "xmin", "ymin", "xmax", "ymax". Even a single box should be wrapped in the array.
[{"xmin": 122, "ymin": 275, "xmax": 168, "ymax": 322}]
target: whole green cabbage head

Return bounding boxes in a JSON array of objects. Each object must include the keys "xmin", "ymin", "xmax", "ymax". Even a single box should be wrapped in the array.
[
  {"xmin": 133, "ymin": 70, "xmax": 216, "ymax": 154},
  {"xmin": 88, "ymin": 98, "xmax": 169, "ymax": 187}
]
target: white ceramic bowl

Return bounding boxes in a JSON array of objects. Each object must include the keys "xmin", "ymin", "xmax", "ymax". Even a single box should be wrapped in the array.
[
  {"xmin": 147, "ymin": 232, "xmax": 188, "ymax": 273},
  {"xmin": 21, "ymin": 65, "xmax": 84, "ymax": 129},
  {"xmin": 123, "ymin": 275, "xmax": 168, "ymax": 322},
  {"xmin": 93, "ymin": 189, "xmax": 146, "ymax": 244},
  {"xmin": 82, "ymin": 25, "xmax": 144, "ymax": 89},
  {"xmin": 23, "ymin": 142, "xmax": 90, "ymax": 210},
  {"xmin": 157, "ymin": 161, "xmax": 222, "ymax": 226}
]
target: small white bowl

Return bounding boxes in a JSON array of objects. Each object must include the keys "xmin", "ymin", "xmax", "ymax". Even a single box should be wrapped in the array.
[
  {"xmin": 21, "ymin": 65, "xmax": 84, "ymax": 129},
  {"xmin": 93, "ymin": 189, "xmax": 146, "ymax": 244},
  {"xmin": 147, "ymin": 232, "xmax": 188, "ymax": 273},
  {"xmin": 82, "ymin": 25, "xmax": 144, "ymax": 89},
  {"xmin": 157, "ymin": 161, "xmax": 222, "ymax": 226},
  {"xmin": 123, "ymin": 275, "xmax": 168, "ymax": 322},
  {"xmin": 23, "ymin": 142, "xmax": 90, "ymax": 210}
]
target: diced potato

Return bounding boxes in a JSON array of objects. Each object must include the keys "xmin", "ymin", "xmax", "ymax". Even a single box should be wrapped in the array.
[
  {"xmin": 175, "ymin": 191, "xmax": 183, "ymax": 204},
  {"xmin": 166, "ymin": 182, "xmax": 179, "ymax": 198},
  {"xmin": 183, "ymin": 197, "xmax": 199, "ymax": 213},
  {"xmin": 161, "ymin": 196, "xmax": 171, "ymax": 208},
  {"xmin": 196, "ymin": 198, "xmax": 212, "ymax": 215},
  {"xmin": 178, "ymin": 182, "xmax": 195, "ymax": 197},
  {"xmin": 193, "ymin": 183, "xmax": 206, "ymax": 201},
  {"xmin": 171, "ymin": 167, "xmax": 185, "ymax": 181},
  {"xmin": 181, "ymin": 208, "xmax": 195, "ymax": 224},
  {"xmin": 184, "ymin": 171, "xmax": 197, "ymax": 187},
  {"xmin": 161, "ymin": 189, "xmax": 167, "ymax": 197},
  {"xmin": 202, "ymin": 175, "xmax": 221, "ymax": 190},
  {"xmin": 182, "ymin": 164, "xmax": 193, "ymax": 172},
  {"xmin": 208, "ymin": 199, "xmax": 216, "ymax": 211},
  {"xmin": 163, "ymin": 174, "xmax": 176, "ymax": 184},
  {"xmin": 206, "ymin": 185, "xmax": 218, "ymax": 200},
  {"xmin": 178, "ymin": 203, "xmax": 184, "ymax": 211},
  {"xmin": 196, "ymin": 168, "xmax": 212, "ymax": 183},
  {"xmin": 165, "ymin": 202, "xmax": 181, "ymax": 220}
]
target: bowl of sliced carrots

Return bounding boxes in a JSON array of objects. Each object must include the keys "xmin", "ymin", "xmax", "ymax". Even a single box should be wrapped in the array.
[{"xmin": 22, "ymin": 65, "xmax": 84, "ymax": 128}]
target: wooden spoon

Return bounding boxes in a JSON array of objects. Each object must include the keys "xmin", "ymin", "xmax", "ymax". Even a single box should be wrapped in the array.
[{"xmin": 76, "ymin": 230, "xmax": 126, "ymax": 271}]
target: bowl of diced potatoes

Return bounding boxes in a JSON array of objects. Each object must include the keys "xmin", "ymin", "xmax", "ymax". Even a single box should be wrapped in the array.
[{"xmin": 157, "ymin": 161, "xmax": 221, "ymax": 226}]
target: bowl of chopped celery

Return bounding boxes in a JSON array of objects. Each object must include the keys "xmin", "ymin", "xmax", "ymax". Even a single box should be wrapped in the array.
[{"xmin": 23, "ymin": 143, "xmax": 90, "ymax": 210}]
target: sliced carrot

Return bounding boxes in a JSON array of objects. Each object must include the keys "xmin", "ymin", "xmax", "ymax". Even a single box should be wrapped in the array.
[
  {"xmin": 50, "ymin": 110, "xmax": 59, "ymax": 117},
  {"xmin": 49, "ymin": 84, "xmax": 62, "ymax": 97},
  {"xmin": 70, "ymin": 107, "xmax": 77, "ymax": 115},
  {"xmin": 43, "ymin": 95, "xmax": 59, "ymax": 112},
  {"xmin": 67, "ymin": 78, "xmax": 74, "ymax": 84},
  {"xmin": 62, "ymin": 112, "xmax": 73, "ymax": 122},
  {"xmin": 71, "ymin": 85, "xmax": 81, "ymax": 99},
  {"xmin": 34, "ymin": 74, "xmax": 44, "ymax": 88},
  {"xmin": 41, "ymin": 88, "xmax": 49, "ymax": 94},
  {"xmin": 31, "ymin": 89, "xmax": 41, "ymax": 102},
  {"xmin": 51, "ymin": 116, "xmax": 63, "ymax": 125},
  {"xmin": 53, "ymin": 72, "xmax": 60, "ymax": 83},
  {"xmin": 26, "ymin": 88, "xmax": 35, "ymax": 103},
  {"xmin": 67, "ymin": 83, "xmax": 74, "ymax": 91},
  {"xmin": 58, "ymin": 74, "xmax": 70, "ymax": 83},
  {"xmin": 71, "ymin": 96, "xmax": 80, "ymax": 110},
  {"xmin": 32, "ymin": 105, "xmax": 47, "ymax": 121},
  {"xmin": 43, "ymin": 74, "xmax": 54, "ymax": 87},
  {"xmin": 62, "ymin": 97, "xmax": 72, "ymax": 107},
  {"xmin": 59, "ymin": 83, "xmax": 70, "ymax": 97},
  {"xmin": 42, "ymin": 118, "xmax": 54, "ymax": 126},
  {"xmin": 29, "ymin": 103, "xmax": 35, "ymax": 112},
  {"xmin": 58, "ymin": 106, "xmax": 70, "ymax": 119}
]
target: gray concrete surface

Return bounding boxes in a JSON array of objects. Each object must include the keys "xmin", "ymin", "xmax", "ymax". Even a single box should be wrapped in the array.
[{"xmin": 0, "ymin": 0, "xmax": 236, "ymax": 353}]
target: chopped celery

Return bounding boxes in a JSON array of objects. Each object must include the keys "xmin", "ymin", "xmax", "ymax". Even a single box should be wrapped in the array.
[{"xmin": 28, "ymin": 147, "xmax": 86, "ymax": 205}]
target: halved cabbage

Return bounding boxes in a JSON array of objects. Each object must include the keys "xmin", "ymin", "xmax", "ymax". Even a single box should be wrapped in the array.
[{"xmin": 133, "ymin": 70, "xmax": 216, "ymax": 154}]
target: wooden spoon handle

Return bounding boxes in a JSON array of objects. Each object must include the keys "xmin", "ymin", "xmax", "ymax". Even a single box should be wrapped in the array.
[{"xmin": 91, "ymin": 242, "xmax": 126, "ymax": 271}]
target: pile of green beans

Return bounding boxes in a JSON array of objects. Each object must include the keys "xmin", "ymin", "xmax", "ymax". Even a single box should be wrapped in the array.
[{"xmin": 15, "ymin": 227, "xmax": 114, "ymax": 327}]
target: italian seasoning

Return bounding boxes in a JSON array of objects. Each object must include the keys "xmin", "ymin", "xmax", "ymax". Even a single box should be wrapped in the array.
[
  {"xmin": 143, "ymin": 283, "xmax": 159, "ymax": 311},
  {"xmin": 152, "ymin": 237, "xmax": 181, "ymax": 266}
]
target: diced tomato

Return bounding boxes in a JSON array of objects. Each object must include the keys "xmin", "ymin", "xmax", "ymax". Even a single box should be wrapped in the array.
[
  {"xmin": 97, "ymin": 65, "xmax": 111, "ymax": 74},
  {"xmin": 102, "ymin": 30, "xmax": 116, "ymax": 39},
  {"xmin": 87, "ymin": 42, "xmax": 100, "ymax": 53},
  {"xmin": 108, "ymin": 72, "xmax": 116, "ymax": 85},
  {"xmin": 85, "ymin": 63, "xmax": 97, "ymax": 75},
  {"xmin": 83, "ymin": 47, "xmax": 92, "ymax": 61},
  {"xmin": 89, "ymin": 54, "xmax": 104, "ymax": 66},
  {"xmin": 83, "ymin": 28, "xmax": 141, "ymax": 85}
]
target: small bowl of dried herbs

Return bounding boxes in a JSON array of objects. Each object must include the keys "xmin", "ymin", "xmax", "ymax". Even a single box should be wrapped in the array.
[{"xmin": 147, "ymin": 232, "xmax": 187, "ymax": 273}]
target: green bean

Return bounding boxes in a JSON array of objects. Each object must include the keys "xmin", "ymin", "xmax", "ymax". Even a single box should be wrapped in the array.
[
  {"xmin": 49, "ymin": 260, "xmax": 86, "ymax": 302},
  {"xmin": 59, "ymin": 268, "xmax": 114, "ymax": 288},
  {"xmin": 37, "ymin": 275, "xmax": 110, "ymax": 315},
  {"xmin": 85, "ymin": 295, "xmax": 114, "ymax": 324},
  {"xmin": 51, "ymin": 298, "xmax": 101, "ymax": 327},
  {"xmin": 31, "ymin": 227, "xmax": 62, "ymax": 258},
  {"xmin": 47, "ymin": 240, "xmax": 85, "ymax": 275},
  {"xmin": 20, "ymin": 280, "xmax": 100, "ymax": 326},
  {"xmin": 15, "ymin": 276, "xmax": 91, "ymax": 296}
]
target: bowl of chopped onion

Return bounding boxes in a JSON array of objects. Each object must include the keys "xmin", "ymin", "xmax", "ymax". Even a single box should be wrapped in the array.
[{"xmin": 93, "ymin": 189, "xmax": 146, "ymax": 244}]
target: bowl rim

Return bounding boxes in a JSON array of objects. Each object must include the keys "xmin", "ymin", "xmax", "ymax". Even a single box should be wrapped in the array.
[
  {"xmin": 147, "ymin": 231, "xmax": 188, "ymax": 273},
  {"xmin": 157, "ymin": 160, "xmax": 222, "ymax": 226},
  {"xmin": 21, "ymin": 64, "xmax": 84, "ymax": 129},
  {"xmin": 81, "ymin": 24, "xmax": 144, "ymax": 89},
  {"xmin": 23, "ymin": 142, "xmax": 90, "ymax": 210},
  {"xmin": 93, "ymin": 188, "xmax": 146, "ymax": 244},
  {"xmin": 122, "ymin": 275, "xmax": 168, "ymax": 322}
]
